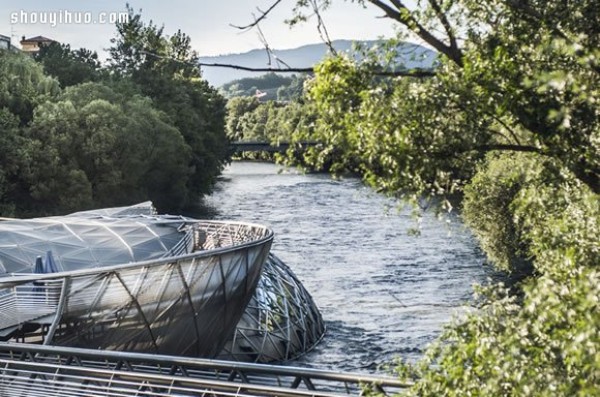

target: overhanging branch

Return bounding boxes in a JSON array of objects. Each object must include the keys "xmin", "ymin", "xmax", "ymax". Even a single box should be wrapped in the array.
[
  {"xmin": 476, "ymin": 144, "xmax": 542, "ymax": 153},
  {"xmin": 432, "ymin": 144, "xmax": 542, "ymax": 158},
  {"xmin": 427, "ymin": 0, "xmax": 459, "ymax": 55},
  {"xmin": 198, "ymin": 62, "xmax": 436, "ymax": 77},
  {"xmin": 368, "ymin": 0, "xmax": 463, "ymax": 66},
  {"xmin": 230, "ymin": 0, "xmax": 285, "ymax": 30}
]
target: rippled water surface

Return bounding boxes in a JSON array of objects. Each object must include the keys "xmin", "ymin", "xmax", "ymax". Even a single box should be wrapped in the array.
[{"xmin": 204, "ymin": 161, "xmax": 493, "ymax": 372}]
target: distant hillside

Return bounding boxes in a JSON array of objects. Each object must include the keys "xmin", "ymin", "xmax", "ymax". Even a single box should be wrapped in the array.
[{"xmin": 199, "ymin": 39, "xmax": 437, "ymax": 87}]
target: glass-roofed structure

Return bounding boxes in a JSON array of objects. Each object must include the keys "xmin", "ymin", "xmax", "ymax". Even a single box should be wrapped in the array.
[
  {"xmin": 0, "ymin": 215, "xmax": 192, "ymax": 274},
  {"xmin": 0, "ymin": 202, "xmax": 324, "ymax": 363}
]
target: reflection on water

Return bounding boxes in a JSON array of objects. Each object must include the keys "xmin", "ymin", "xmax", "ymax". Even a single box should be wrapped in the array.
[{"xmin": 203, "ymin": 161, "xmax": 493, "ymax": 372}]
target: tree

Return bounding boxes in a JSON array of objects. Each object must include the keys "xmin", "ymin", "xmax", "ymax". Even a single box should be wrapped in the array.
[
  {"xmin": 109, "ymin": 6, "xmax": 229, "ymax": 208},
  {"xmin": 277, "ymin": 74, "xmax": 307, "ymax": 101},
  {"xmin": 0, "ymin": 12, "xmax": 229, "ymax": 216},
  {"xmin": 256, "ymin": 0, "xmax": 598, "ymax": 196},
  {"xmin": 225, "ymin": 96, "xmax": 261, "ymax": 140},
  {"xmin": 0, "ymin": 108, "xmax": 24, "ymax": 216},
  {"xmin": 24, "ymin": 82, "xmax": 191, "ymax": 215},
  {"xmin": 0, "ymin": 50, "xmax": 61, "ymax": 215},
  {"xmin": 221, "ymin": 73, "xmax": 303, "ymax": 100},
  {"xmin": 0, "ymin": 49, "xmax": 60, "ymax": 125},
  {"xmin": 35, "ymin": 42, "xmax": 104, "ymax": 88}
]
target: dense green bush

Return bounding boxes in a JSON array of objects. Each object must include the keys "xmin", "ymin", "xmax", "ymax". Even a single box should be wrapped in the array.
[
  {"xmin": 464, "ymin": 153, "xmax": 599, "ymax": 277},
  {"xmin": 24, "ymin": 82, "xmax": 191, "ymax": 214},
  {"xmin": 511, "ymin": 170, "xmax": 599, "ymax": 278},
  {"xmin": 221, "ymin": 73, "xmax": 306, "ymax": 101},
  {"xmin": 401, "ymin": 268, "xmax": 600, "ymax": 396},
  {"xmin": 462, "ymin": 153, "xmax": 538, "ymax": 274}
]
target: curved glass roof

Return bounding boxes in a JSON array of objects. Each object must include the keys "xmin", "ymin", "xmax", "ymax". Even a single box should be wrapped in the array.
[{"xmin": 0, "ymin": 203, "xmax": 193, "ymax": 275}]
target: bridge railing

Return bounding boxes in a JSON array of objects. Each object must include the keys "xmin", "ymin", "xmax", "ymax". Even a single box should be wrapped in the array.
[{"xmin": 0, "ymin": 342, "xmax": 412, "ymax": 396}]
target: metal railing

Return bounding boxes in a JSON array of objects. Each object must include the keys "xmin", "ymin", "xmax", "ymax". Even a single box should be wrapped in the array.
[
  {"xmin": 0, "ymin": 343, "xmax": 412, "ymax": 396},
  {"xmin": 0, "ymin": 280, "xmax": 63, "ymax": 334}
]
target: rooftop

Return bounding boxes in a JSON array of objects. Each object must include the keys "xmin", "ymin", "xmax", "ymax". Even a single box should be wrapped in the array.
[{"xmin": 20, "ymin": 35, "xmax": 55, "ymax": 43}]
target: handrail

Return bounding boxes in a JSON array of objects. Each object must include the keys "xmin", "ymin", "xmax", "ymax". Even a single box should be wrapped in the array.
[{"xmin": 0, "ymin": 342, "xmax": 412, "ymax": 396}]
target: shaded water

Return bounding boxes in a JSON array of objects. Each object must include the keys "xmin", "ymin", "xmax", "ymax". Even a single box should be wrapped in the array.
[{"xmin": 203, "ymin": 161, "xmax": 493, "ymax": 372}]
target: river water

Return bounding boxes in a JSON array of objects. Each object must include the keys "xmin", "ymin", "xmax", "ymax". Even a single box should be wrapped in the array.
[{"xmin": 203, "ymin": 161, "xmax": 493, "ymax": 372}]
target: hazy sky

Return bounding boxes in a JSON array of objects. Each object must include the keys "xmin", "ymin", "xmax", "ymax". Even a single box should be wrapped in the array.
[{"xmin": 1, "ymin": 0, "xmax": 403, "ymax": 58}]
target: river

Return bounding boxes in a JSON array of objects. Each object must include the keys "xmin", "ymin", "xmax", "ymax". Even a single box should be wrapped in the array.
[{"xmin": 203, "ymin": 161, "xmax": 493, "ymax": 372}]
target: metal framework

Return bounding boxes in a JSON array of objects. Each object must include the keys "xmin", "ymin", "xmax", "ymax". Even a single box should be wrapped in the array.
[
  {"xmin": 221, "ymin": 253, "xmax": 326, "ymax": 363},
  {"xmin": 0, "ymin": 343, "xmax": 412, "ymax": 396},
  {"xmin": 0, "ymin": 214, "xmax": 273, "ymax": 358}
]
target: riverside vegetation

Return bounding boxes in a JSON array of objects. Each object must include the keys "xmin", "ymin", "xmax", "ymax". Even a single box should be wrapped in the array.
[
  {"xmin": 228, "ymin": 1, "xmax": 599, "ymax": 395},
  {"xmin": 0, "ymin": 7, "xmax": 227, "ymax": 216}
]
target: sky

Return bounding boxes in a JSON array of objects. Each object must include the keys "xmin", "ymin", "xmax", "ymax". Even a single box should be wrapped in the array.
[{"xmin": 1, "ymin": 0, "xmax": 403, "ymax": 59}]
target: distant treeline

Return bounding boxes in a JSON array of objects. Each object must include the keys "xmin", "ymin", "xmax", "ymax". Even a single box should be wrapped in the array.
[{"xmin": 0, "ymin": 7, "xmax": 228, "ymax": 217}]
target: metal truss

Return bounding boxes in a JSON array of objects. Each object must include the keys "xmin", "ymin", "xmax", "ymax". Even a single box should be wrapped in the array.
[{"xmin": 221, "ymin": 253, "xmax": 326, "ymax": 363}]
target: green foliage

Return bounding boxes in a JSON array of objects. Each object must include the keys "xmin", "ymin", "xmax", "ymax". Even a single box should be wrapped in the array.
[
  {"xmin": 21, "ymin": 82, "xmax": 190, "ymax": 215},
  {"xmin": 0, "ymin": 108, "xmax": 23, "ymax": 216},
  {"xmin": 456, "ymin": 1, "xmax": 600, "ymax": 194},
  {"xmin": 0, "ymin": 50, "xmax": 61, "ymax": 216},
  {"xmin": 511, "ymin": 166, "xmax": 599, "ymax": 278},
  {"xmin": 464, "ymin": 154, "xmax": 598, "ymax": 280},
  {"xmin": 109, "ymin": 6, "xmax": 201, "ymax": 80},
  {"xmin": 276, "ymin": 74, "xmax": 307, "ymax": 101},
  {"xmin": 462, "ymin": 153, "xmax": 538, "ymax": 274},
  {"xmin": 225, "ymin": 98, "xmax": 316, "ymax": 146},
  {"xmin": 0, "ymin": 9, "xmax": 228, "ymax": 216},
  {"xmin": 401, "ymin": 269, "xmax": 600, "ymax": 396},
  {"xmin": 35, "ymin": 42, "xmax": 104, "ymax": 88},
  {"xmin": 0, "ymin": 50, "xmax": 60, "ymax": 125},
  {"xmin": 276, "ymin": 1, "xmax": 599, "ymax": 395},
  {"xmin": 286, "ymin": 1, "xmax": 599, "ymax": 196},
  {"xmin": 225, "ymin": 96, "xmax": 261, "ymax": 140},
  {"xmin": 288, "ymin": 55, "xmax": 489, "ymax": 186},
  {"xmin": 109, "ymin": 6, "xmax": 228, "ymax": 204},
  {"xmin": 224, "ymin": 96, "xmax": 317, "ymax": 162},
  {"xmin": 289, "ymin": 56, "xmax": 373, "ymax": 174}
]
